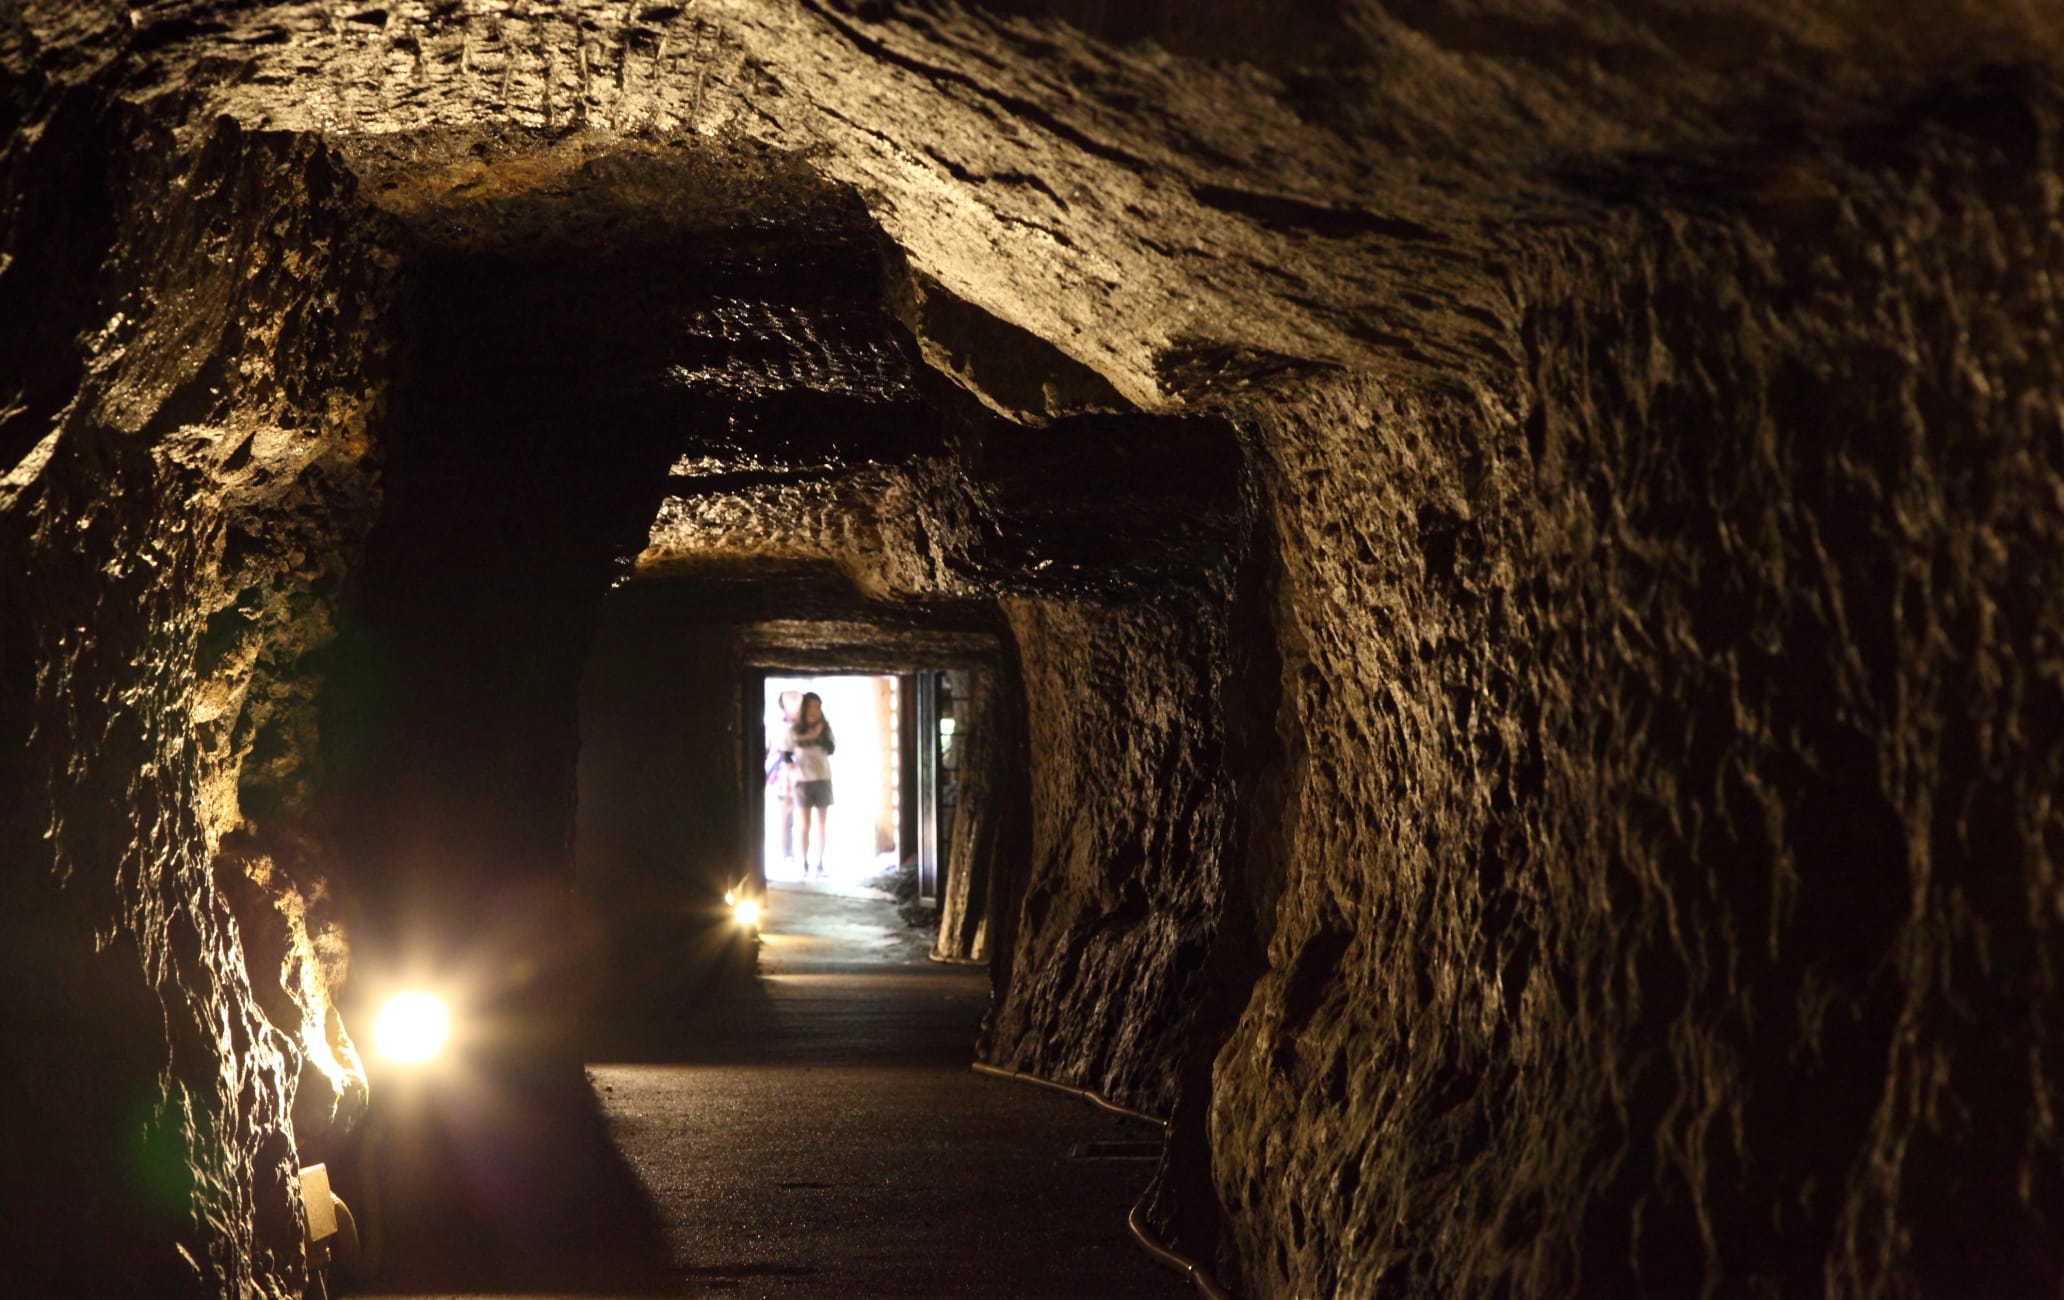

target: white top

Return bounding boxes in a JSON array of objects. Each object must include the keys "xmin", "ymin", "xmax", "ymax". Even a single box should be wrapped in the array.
[{"xmin": 785, "ymin": 720, "xmax": 834, "ymax": 783}]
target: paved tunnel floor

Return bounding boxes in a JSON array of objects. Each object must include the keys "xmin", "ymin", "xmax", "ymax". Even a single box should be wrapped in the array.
[{"xmin": 359, "ymin": 881, "xmax": 1186, "ymax": 1299}]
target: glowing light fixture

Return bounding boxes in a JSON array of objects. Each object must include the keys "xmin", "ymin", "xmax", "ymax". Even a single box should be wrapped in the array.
[
  {"xmin": 373, "ymin": 991, "xmax": 450, "ymax": 1065},
  {"xmin": 733, "ymin": 897, "xmax": 763, "ymax": 929}
]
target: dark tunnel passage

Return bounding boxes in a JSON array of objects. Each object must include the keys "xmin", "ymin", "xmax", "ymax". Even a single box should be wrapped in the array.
[
  {"xmin": 9, "ymin": 4, "xmax": 2064, "ymax": 1299},
  {"xmin": 265, "ymin": 148, "xmax": 1249, "ymax": 1290}
]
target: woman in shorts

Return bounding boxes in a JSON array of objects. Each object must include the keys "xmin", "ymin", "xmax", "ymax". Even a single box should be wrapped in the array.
[{"xmin": 785, "ymin": 692, "xmax": 835, "ymax": 875}]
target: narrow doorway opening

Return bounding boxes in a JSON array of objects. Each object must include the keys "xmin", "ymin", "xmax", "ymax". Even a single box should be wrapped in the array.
[
  {"xmin": 760, "ymin": 673, "xmax": 902, "ymax": 886},
  {"xmin": 744, "ymin": 667, "xmax": 977, "ymax": 969}
]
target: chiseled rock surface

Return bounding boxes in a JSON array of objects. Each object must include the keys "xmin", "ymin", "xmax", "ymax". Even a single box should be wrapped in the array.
[
  {"xmin": 214, "ymin": 837, "xmax": 368, "ymax": 1164},
  {"xmin": 1212, "ymin": 106, "xmax": 2064, "ymax": 1298},
  {"xmin": 8, "ymin": 1, "xmax": 2064, "ymax": 1296},
  {"xmin": 988, "ymin": 595, "xmax": 1236, "ymax": 1117},
  {"xmin": 0, "ymin": 83, "xmax": 393, "ymax": 1296}
]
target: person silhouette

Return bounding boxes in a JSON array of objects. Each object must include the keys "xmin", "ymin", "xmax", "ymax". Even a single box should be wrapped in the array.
[
  {"xmin": 785, "ymin": 692, "xmax": 836, "ymax": 875},
  {"xmin": 768, "ymin": 689, "xmax": 803, "ymax": 870}
]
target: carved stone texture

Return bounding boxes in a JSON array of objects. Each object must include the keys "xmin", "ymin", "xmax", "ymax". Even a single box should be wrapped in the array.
[
  {"xmin": 0, "ymin": 75, "xmax": 395, "ymax": 1299},
  {"xmin": 8, "ymin": 1, "xmax": 2064, "ymax": 1297},
  {"xmin": 987, "ymin": 595, "xmax": 1236, "ymax": 1119}
]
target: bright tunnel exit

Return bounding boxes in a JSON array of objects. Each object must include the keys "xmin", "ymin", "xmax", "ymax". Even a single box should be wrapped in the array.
[{"xmin": 762, "ymin": 674, "xmax": 900, "ymax": 885}]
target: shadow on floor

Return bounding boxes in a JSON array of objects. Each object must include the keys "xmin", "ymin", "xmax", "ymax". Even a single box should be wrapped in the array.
[
  {"xmin": 584, "ymin": 882, "xmax": 978, "ymax": 1068},
  {"xmin": 335, "ymin": 1060, "xmax": 677, "ymax": 1294}
]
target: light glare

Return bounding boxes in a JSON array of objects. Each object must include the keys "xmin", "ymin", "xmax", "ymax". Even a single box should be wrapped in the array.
[
  {"xmin": 733, "ymin": 898, "xmax": 762, "ymax": 928},
  {"xmin": 374, "ymin": 991, "xmax": 450, "ymax": 1064}
]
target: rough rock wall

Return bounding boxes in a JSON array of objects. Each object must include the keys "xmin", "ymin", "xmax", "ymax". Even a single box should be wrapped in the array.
[
  {"xmin": 14, "ymin": 2, "xmax": 2064, "ymax": 1296},
  {"xmin": 1212, "ymin": 97, "xmax": 2064, "ymax": 1297},
  {"xmin": 214, "ymin": 836, "xmax": 367, "ymax": 1168},
  {"xmin": 986, "ymin": 596, "xmax": 1235, "ymax": 1115},
  {"xmin": 0, "ymin": 79, "xmax": 392, "ymax": 1297},
  {"xmin": 933, "ymin": 664, "xmax": 1018, "ymax": 962}
]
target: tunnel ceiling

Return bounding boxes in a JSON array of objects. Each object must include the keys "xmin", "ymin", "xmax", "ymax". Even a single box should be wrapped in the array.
[
  {"xmin": 336, "ymin": 116, "xmax": 1243, "ymax": 612},
  {"xmin": 97, "ymin": 0, "xmax": 2032, "ymax": 410}
]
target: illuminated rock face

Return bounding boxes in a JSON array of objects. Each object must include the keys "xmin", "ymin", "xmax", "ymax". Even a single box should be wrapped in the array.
[
  {"xmin": 0, "ymin": 110, "xmax": 392, "ymax": 1296},
  {"xmin": 1212, "ymin": 181, "xmax": 2064, "ymax": 1294},
  {"xmin": 8, "ymin": 3, "xmax": 2064, "ymax": 1296}
]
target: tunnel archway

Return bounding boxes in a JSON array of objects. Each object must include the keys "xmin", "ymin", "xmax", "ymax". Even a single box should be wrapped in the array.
[
  {"xmin": 16, "ymin": 8, "xmax": 2064, "ymax": 1297},
  {"xmin": 571, "ymin": 576, "xmax": 1029, "ymax": 1033},
  {"xmin": 286, "ymin": 130, "xmax": 1250, "ymax": 1280}
]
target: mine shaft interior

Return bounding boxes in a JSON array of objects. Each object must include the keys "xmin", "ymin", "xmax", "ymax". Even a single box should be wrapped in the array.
[{"xmin": 7, "ymin": 2, "xmax": 2064, "ymax": 1297}]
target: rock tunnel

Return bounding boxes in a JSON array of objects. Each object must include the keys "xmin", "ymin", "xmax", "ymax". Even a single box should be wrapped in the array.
[{"xmin": 5, "ymin": 2, "xmax": 2064, "ymax": 1296}]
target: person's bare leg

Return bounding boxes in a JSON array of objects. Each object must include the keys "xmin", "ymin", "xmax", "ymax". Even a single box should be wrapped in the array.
[{"xmin": 807, "ymin": 807, "xmax": 828, "ymax": 874}]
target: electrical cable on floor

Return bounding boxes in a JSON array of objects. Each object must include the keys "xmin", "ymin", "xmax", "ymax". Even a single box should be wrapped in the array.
[
  {"xmin": 971, "ymin": 1061, "xmax": 1166, "ymax": 1128},
  {"xmin": 970, "ymin": 1061, "xmax": 1237, "ymax": 1300}
]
